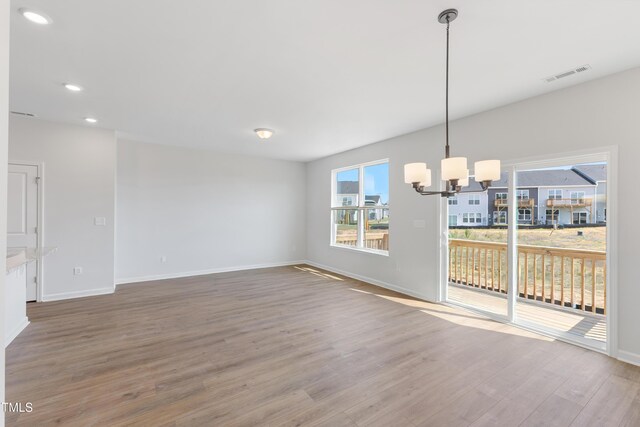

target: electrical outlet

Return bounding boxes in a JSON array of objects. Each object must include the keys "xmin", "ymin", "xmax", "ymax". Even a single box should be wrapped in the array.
[
  {"xmin": 94, "ymin": 217, "xmax": 106, "ymax": 226},
  {"xmin": 73, "ymin": 267, "xmax": 83, "ymax": 275},
  {"xmin": 160, "ymin": 256, "xmax": 167, "ymax": 263}
]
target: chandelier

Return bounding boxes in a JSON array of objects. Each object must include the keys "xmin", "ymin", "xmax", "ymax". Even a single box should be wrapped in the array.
[{"xmin": 404, "ymin": 9, "xmax": 500, "ymax": 197}]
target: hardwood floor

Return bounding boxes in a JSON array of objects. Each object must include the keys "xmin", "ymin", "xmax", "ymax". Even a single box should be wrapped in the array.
[{"xmin": 6, "ymin": 264, "xmax": 640, "ymax": 426}]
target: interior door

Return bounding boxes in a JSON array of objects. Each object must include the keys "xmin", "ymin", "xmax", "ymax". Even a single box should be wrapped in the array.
[{"xmin": 7, "ymin": 163, "xmax": 39, "ymax": 301}]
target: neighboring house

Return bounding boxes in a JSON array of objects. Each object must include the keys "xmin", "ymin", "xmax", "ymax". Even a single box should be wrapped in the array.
[
  {"xmin": 573, "ymin": 164, "xmax": 607, "ymax": 223},
  {"xmin": 488, "ymin": 170, "xmax": 596, "ymax": 226},
  {"xmin": 447, "ymin": 180, "xmax": 488, "ymax": 226},
  {"xmin": 336, "ymin": 181, "xmax": 388, "ymax": 222},
  {"xmin": 449, "ymin": 167, "xmax": 606, "ymax": 227}
]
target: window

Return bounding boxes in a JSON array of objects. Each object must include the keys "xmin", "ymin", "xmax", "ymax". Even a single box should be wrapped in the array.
[
  {"xmin": 468, "ymin": 195, "xmax": 480, "ymax": 205},
  {"xmin": 572, "ymin": 212, "xmax": 588, "ymax": 224},
  {"xmin": 516, "ymin": 189, "xmax": 530, "ymax": 200},
  {"xmin": 549, "ymin": 189, "xmax": 562, "ymax": 200},
  {"xmin": 495, "ymin": 193, "xmax": 507, "ymax": 200},
  {"xmin": 448, "ymin": 215, "xmax": 457, "ymax": 226},
  {"xmin": 493, "ymin": 211, "xmax": 507, "ymax": 224},
  {"xmin": 448, "ymin": 197, "xmax": 458, "ymax": 205},
  {"xmin": 546, "ymin": 209, "xmax": 560, "ymax": 221},
  {"xmin": 570, "ymin": 191, "xmax": 585, "ymax": 205},
  {"xmin": 463, "ymin": 213, "xmax": 482, "ymax": 224},
  {"xmin": 332, "ymin": 161, "xmax": 389, "ymax": 253},
  {"xmin": 518, "ymin": 208, "xmax": 531, "ymax": 221}
]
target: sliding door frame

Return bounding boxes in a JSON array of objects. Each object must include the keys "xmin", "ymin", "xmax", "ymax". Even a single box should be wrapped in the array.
[{"xmin": 440, "ymin": 146, "xmax": 618, "ymax": 357}]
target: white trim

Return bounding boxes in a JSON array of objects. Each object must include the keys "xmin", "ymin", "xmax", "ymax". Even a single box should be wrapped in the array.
[
  {"xmin": 617, "ymin": 350, "xmax": 640, "ymax": 367},
  {"xmin": 329, "ymin": 244, "xmax": 389, "ymax": 257},
  {"xmin": 5, "ymin": 317, "xmax": 29, "ymax": 347},
  {"xmin": 42, "ymin": 287, "xmax": 114, "ymax": 302},
  {"xmin": 115, "ymin": 260, "xmax": 306, "ymax": 286},
  {"xmin": 304, "ymin": 260, "xmax": 434, "ymax": 303}
]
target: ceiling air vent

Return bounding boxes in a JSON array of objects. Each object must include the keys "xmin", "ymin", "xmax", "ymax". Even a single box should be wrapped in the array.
[
  {"xmin": 10, "ymin": 111, "xmax": 37, "ymax": 118},
  {"xmin": 543, "ymin": 65, "xmax": 591, "ymax": 83}
]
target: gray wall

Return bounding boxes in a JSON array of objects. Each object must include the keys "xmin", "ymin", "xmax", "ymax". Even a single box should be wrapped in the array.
[
  {"xmin": 0, "ymin": 0, "xmax": 9, "ymax": 416},
  {"xmin": 306, "ymin": 67, "xmax": 640, "ymax": 361},
  {"xmin": 9, "ymin": 116, "xmax": 117, "ymax": 300},
  {"xmin": 115, "ymin": 139, "xmax": 307, "ymax": 283}
]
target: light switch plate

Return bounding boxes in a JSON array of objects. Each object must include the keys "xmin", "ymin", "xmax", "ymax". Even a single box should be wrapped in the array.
[
  {"xmin": 73, "ymin": 267, "xmax": 83, "ymax": 275},
  {"xmin": 94, "ymin": 217, "xmax": 106, "ymax": 226}
]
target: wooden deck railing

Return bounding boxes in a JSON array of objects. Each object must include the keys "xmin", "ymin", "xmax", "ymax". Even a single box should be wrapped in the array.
[
  {"xmin": 546, "ymin": 198, "xmax": 593, "ymax": 208},
  {"xmin": 448, "ymin": 239, "xmax": 606, "ymax": 314},
  {"xmin": 336, "ymin": 232, "xmax": 389, "ymax": 251}
]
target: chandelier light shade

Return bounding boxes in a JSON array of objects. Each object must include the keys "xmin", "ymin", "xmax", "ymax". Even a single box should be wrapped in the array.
[
  {"xmin": 404, "ymin": 163, "xmax": 427, "ymax": 184},
  {"xmin": 474, "ymin": 160, "xmax": 501, "ymax": 182},
  {"xmin": 404, "ymin": 8, "xmax": 500, "ymax": 197}
]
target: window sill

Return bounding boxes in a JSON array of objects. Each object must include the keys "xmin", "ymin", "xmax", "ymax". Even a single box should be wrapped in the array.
[{"xmin": 329, "ymin": 244, "xmax": 389, "ymax": 257}]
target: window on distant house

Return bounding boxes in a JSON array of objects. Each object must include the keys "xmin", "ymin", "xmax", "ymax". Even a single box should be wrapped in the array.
[
  {"xmin": 331, "ymin": 160, "xmax": 389, "ymax": 254},
  {"xmin": 570, "ymin": 191, "xmax": 585, "ymax": 205},
  {"xmin": 518, "ymin": 208, "xmax": 531, "ymax": 221},
  {"xmin": 448, "ymin": 197, "xmax": 458, "ymax": 205},
  {"xmin": 493, "ymin": 211, "xmax": 507, "ymax": 224},
  {"xmin": 549, "ymin": 189, "xmax": 562, "ymax": 200},
  {"xmin": 572, "ymin": 212, "xmax": 588, "ymax": 224},
  {"xmin": 468, "ymin": 195, "xmax": 480, "ymax": 205},
  {"xmin": 463, "ymin": 213, "xmax": 482, "ymax": 224},
  {"xmin": 495, "ymin": 193, "xmax": 507, "ymax": 205},
  {"xmin": 546, "ymin": 209, "xmax": 560, "ymax": 222},
  {"xmin": 516, "ymin": 190, "xmax": 530, "ymax": 200}
]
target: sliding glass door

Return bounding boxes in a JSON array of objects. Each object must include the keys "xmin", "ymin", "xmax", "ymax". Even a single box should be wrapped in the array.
[{"xmin": 446, "ymin": 157, "xmax": 609, "ymax": 350}]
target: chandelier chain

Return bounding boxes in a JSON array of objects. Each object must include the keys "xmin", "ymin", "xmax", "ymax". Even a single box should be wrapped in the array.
[{"xmin": 445, "ymin": 16, "xmax": 450, "ymax": 159}]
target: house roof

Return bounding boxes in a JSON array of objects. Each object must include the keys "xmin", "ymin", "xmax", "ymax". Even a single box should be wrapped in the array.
[
  {"xmin": 365, "ymin": 195, "xmax": 381, "ymax": 204},
  {"xmin": 490, "ymin": 169, "xmax": 593, "ymax": 188},
  {"xmin": 572, "ymin": 164, "xmax": 607, "ymax": 183},
  {"xmin": 337, "ymin": 181, "xmax": 359, "ymax": 194}
]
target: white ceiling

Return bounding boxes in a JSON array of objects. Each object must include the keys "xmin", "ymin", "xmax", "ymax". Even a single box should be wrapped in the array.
[{"xmin": 9, "ymin": 0, "xmax": 640, "ymax": 161}]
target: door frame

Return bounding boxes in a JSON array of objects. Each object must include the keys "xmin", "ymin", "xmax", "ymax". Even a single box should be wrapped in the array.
[
  {"xmin": 9, "ymin": 160, "xmax": 45, "ymax": 302},
  {"xmin": 439, "ymin": 145, "xmax": 618, "ymax": 357}
]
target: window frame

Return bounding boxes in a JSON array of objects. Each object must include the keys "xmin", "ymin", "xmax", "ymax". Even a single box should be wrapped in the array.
[
  {"xmin": 331, "ymin": 159, "xmax": 389, "ymax": 256},
  {"xmin": 517, "ymin": 208, "xmax": 532, "ymax": 221},
  {"xmin": 468, "ymin": 194, "xmax": 480, "ymax": 205},
  {"xmin": 548, "ymin": 189, "xmax": 562, "ymax": 200},
  {"xmin": 516, "ymin": 189, "xmax": 530, "ymax": 200}
]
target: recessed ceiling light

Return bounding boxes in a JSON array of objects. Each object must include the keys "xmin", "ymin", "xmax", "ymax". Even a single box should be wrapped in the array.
[
  {"xmin": 84, "ymin": 117, "xmax": 98, "ymax": 124},
  {"xmin": 64, "ymin": 83, "xmax": 83, "ymax": 92},
  {"xmin": 255, "ymin": 128, "xmax": 274, "ymax": 140},
  {"xmin": 19, "ymin": 8, "xmax": 51, "ymax": 25}
]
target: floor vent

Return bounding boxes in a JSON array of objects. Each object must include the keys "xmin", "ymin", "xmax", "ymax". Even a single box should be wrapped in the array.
[{"xmin": 544, "ymin": 65, "xmax": 591, "ymax": 83}]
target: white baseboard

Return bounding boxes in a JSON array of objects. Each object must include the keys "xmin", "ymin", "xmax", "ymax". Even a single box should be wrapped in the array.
[
  {"xmin": 5, "ymin": 317, "xmax": 29, "ymax": 347},
  {"xmin": 115, "ymin": 260, "xmax": 307, "ymax": 286},
  {"xmin": 42, "ymin": 287, "xmax": 115, "ymax": 302},
  {"xmin": 618, "ymin": 350, "xmax": 640, "ymax": 367},
  {"xmin": 303, "ymin": 260, "xmax": 434, "ymax": 303}
]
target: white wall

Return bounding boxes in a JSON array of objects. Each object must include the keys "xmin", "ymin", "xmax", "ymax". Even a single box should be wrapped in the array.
[
  {"xmin": 0, "ymin": 0, "xmax": 9, "ymax": 418},
  {"xmin": 115, "ymin": 139, "xmax": 306, "ymax": 283},
  {"xmin": 306, "ymin": 67, "xmax": 640, "ymax": 361},
  {"xmin": 9, "ymin": 116, "xmax": 117, "ymax": 300}
]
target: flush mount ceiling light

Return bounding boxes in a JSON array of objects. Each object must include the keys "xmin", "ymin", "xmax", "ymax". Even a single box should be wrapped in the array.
[
  {"xmin": 254, "ymin": 128, "xmax": 274, "ymax": 140},
  {"xmin": 84, "ymin": 117, "xmax": 98, "ymax": 124},
  {"xmin": 404, "ymin": 9, "xmax": 500, "ymax": 197},
  {"xmin": 19, "ymin": 8, "xmax": 51, "ymax": 25},
  {"xmin": 64, "ymin": 83, "xmax": 83, "ymax": 92}
]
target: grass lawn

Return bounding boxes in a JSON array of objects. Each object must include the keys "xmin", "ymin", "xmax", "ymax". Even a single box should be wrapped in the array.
[{"xmin": 449, "ymin": 227, "xmax": 606, "ymax": 252}]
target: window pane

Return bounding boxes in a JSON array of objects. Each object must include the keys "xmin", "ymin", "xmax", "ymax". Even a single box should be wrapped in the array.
[
  {"xmin": 364, "ymin": 163, "xmax": 389, "ymax": 208},
  {"xmin": 335, "ymin": 169, "xmax": 359, "ymax": 207},
  {"xmin": 333, "ymin": 209, "xmax": 358, "ymax": 247},
  {"xmin": 365, "ymin": 208, "xmax": 389, "ymax": 251}
]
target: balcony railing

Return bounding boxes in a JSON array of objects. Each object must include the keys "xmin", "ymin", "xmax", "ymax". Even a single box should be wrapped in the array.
[
  {"xmin": 448, "ymin": 239, "xmax": 606, "ymax": 314},
  {"xmin": 546, "ymin": 198, "xmax": 593, "ymax": 208},
  {"xmin": 494, "ymin": 198, "xmax": 535, "ymax": 208},
  {"xmin": 335, "ymin": 232, "xmax": 389, "ymax": 251}
]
